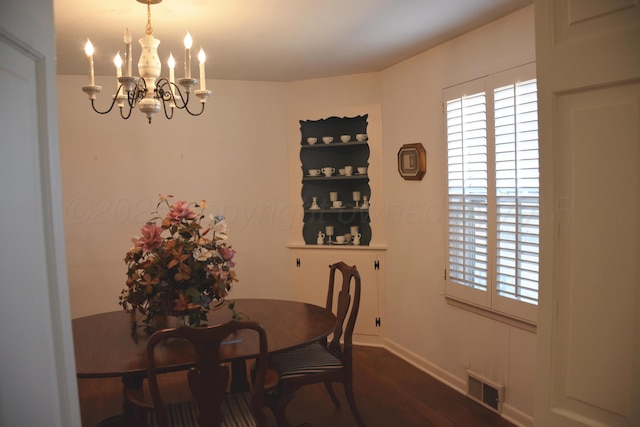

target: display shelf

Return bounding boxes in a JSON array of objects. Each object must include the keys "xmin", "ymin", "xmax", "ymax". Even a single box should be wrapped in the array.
[{"xmin": 299, "ymin": 114, "xmax": 371, "ymax": 246}]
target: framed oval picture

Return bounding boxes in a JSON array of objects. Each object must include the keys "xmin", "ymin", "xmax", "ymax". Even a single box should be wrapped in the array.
[{"xmin": 397, "ymin": 143, "xmax": 426, "ymax": 180}]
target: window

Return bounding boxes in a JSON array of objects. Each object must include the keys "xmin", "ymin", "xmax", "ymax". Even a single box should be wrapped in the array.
[{"xmin": 444, "ymin": 63, "xmax": 539, "ymax": 325}]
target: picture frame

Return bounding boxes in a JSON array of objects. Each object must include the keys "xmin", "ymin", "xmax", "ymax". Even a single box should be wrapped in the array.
[{"xmin": 397, "ymin": 143, "xmax": 426, "ymax": 180}]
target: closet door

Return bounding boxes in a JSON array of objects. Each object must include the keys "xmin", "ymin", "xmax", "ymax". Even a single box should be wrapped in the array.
[{"xmin": 534, "ymin": 2, "xmax": 640, "ymax": 426}]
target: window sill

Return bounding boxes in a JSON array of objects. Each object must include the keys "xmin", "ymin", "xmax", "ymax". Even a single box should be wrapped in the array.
[{"xmin": 445, "ymin": 296, "xmax": 537, "ymax": 333}]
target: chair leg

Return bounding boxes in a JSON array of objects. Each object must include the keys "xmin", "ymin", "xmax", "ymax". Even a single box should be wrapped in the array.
[
  {"xmin": 267, "ymin": 391, "xmax": 294, "ymax": 427},
  {"xmin": 324, "ymin": 382, "xmax": 341, "ymax": 408},
  {"xmin": 343, "ymin": 380, "xmax": 367, "ymax": 427}
]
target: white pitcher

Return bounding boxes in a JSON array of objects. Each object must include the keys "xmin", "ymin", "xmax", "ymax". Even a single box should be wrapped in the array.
[
  {"xmin": 317, "ymin": 231, "xmax": 326, "ymax": 245},
  {"xmin": 352, "ymin": 232, "xmax": 362, "ymax": 246}
]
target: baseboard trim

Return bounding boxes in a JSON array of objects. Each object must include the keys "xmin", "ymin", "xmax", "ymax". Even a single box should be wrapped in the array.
[
  {"xmin": 383, "ymin": 339, "xmax": 466, "ymax": 394},
  {"xmin": 501, "ymin": 403, "xmax": 533, "ymax": 427},
  {"xmin": 383, "ymin": 338, "xmax": 533, "ymax": 427},
  {"xmin": 353, "ymin": 334, "xmax": 385, "ymax": 347}
]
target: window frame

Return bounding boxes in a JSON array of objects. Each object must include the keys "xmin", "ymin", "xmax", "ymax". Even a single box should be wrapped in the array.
[{"xmin": 443, "ymin": 63, "xmax": 538, "ymax": 327}]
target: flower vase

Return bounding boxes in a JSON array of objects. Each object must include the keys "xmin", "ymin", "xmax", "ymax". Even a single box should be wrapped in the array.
[
  {"xmin": 150, "ymin": 314, "xmax": 169, "ymax": 331},
  {"xmin": 175, "ymin": 315, "xmax": 188, "ymax": 327}
]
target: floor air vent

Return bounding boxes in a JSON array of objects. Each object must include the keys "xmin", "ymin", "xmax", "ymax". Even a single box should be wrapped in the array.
[{"xmin": 466, "ymin": 370, "xmax": 504, "ymax": 413}]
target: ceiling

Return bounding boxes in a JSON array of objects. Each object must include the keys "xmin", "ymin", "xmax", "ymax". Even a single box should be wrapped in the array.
[{"xmin": 54, "ymin": 0, "xmax": 532, "ymax": 82}]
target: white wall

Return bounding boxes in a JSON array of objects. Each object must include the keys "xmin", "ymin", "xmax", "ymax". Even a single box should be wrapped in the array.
[
  {"xmin": 379, "ymin": 6, "xmax": 536, "ymax": 425},
  {"xmin": 57, "ymin": 77, "xmax": 293, "ymax": 318},
  {"xmin": 1, "ymin": 0, "xmax": 81, "ymax": 425},
  {"xmin": 57, "ymin": 5, "xmax": 536, "ymax": 424}
]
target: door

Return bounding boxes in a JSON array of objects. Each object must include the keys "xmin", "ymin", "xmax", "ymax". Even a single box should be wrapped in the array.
[
  {"xmin": 291, "ymin": 249, "xmax": 383, "ymax": 338},
  {"xmin": 534, "ymin": 1, "xmax": 640, "ymax": 426},
  {"xmin": 0, "ymin": 1, "xmax": 80, "ymax": 426}
]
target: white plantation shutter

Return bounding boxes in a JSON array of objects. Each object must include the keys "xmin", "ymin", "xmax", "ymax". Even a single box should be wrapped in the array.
[
  {"xmin": 444, "ymin": 64, "xmax": 539, "ymax": 323},
  {"xmin": 494, "ymin": 80, "xmax": 539, "ymax": 305},
  {"xmin": 447, "ymin": 93, "xmax": 489, "ymax": 292}
]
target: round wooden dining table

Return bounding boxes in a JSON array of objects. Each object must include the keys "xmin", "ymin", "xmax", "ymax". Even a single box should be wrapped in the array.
[
  {"xmin": 74, "ymin": 298, "xmax": 336, "ymax": 376},
  {"xmin": 72, "ymin": 298, "xmax": 336, "ymax": 426}
]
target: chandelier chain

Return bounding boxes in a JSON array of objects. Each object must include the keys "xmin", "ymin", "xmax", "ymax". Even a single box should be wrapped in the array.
[{"xmin": 146, "ymin": 0, "xmax": 153, "ymax": 35}]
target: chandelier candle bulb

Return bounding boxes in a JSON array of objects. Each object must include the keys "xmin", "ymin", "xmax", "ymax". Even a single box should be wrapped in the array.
[
  {"xmin": 168, "ymin": 53, "xmax": 175, "ymax": 85},
  {"xmin": 114, "ymin": 52, "xmax": 122, "ymax": 78},
  {"xmin": 124, "ymin": 28, "xmax": 132, "ymax": 76},
  {"xmin": 113, "ymin": 51, "xmax": 122, "ymax": 90},
  {"xmin": 114, "ymin": 52, "xmax": 123, "ymax": 100},
  {"xmin": 198, "ymin": 48, "xmax": 206, "ymax": 91},
  {"xmin": 84, "ymin": 39, "xmax": 95, "ymax": 86},
  {"xmin": 184, "ymin": 32, "xmax": 192, "ymax": 78},
  {"xmin": 168, "ymin": 53, "xmax": 176, "ymax": 106}
]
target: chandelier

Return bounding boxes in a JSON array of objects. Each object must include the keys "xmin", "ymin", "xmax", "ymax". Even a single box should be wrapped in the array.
[{"xmin": 81, "ymin": 0, "xmax": 211, "ymax": 123}]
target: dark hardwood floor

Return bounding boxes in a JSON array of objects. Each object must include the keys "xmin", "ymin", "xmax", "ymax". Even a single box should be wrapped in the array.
[{"xmin": 77, "ymin": 346, "xmax": 516, "ymax": 427}]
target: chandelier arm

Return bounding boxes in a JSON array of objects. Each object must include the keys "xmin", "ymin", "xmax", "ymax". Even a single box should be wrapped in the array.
[
  {"xmin": 160, "ymin": 94, "xmax": 175, "ymax": 120},
  {"xmin": 89, "ymin": 86, "xmax": 128, "ymax": 115},
  {"xmin": 119, "ymin": 104, "xmax": 135, "ymax": 120},
  {"xmin": 181, "ymin": 101, "xmax": 206, "ymax": 117},
  {"xmin": 164, "ymin": 82, "xmax": 189, "ymax": 110},
  {"xmin": 134, "ymin": 78, "xmax": 148, "ymax": 104},
  {"xmin": 156, "ymin": 78, "xmax": 174, "ymax": 102},
  {"xmin": 162, "ymin": 102, "xmax": 175, "ymax": 120},
  {"xmin": 89, "ymin": 99, "xmax": 115, "ymax": 115}
]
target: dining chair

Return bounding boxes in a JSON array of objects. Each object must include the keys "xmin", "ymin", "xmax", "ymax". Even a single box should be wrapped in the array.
[
  {"xmin": 266, "ymin": 261, "xmax": 366, "ymax": 427},
  {"xmin": 126, "ymin": 320, "xmax": 272, "ymax": 427}
]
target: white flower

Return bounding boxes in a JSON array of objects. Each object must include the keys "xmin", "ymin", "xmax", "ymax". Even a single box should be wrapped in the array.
[
  {"xmin": 193, "ymin": 247, "xmax": 213, "ymax": 262},
  {"xmin": 209, "ymin": 214, "xmax": 229, "ymax": 240}
]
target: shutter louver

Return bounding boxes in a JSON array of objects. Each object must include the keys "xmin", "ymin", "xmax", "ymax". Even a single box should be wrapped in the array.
[
  {"xmin": 494, "ymin": 79, "xmax": 539, "ymax": 305},
  {"xmin": 447, "ymin": 93, "xmax": 488, "ymax": 292}
]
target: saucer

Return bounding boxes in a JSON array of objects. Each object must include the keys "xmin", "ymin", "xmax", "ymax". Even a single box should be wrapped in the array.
[{"xmin": 332, "ymin": 241, "xmax": 349, "ymax": 245}]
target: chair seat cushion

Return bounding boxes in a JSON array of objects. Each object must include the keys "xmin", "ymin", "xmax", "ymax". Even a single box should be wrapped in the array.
[
  {"xmin": 158, "ymin": 391, "xmax": 256, "ymax": 427},
  {"xmin": 270, "ymin": 343, "xmax": 344, "ymax": 380}
]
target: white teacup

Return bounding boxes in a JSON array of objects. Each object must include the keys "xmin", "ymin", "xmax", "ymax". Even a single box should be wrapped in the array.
[
  {"xmin": 335, "ymin": 235, "xmax": 346, "ymax": 244},
  {"xmin": 356, "ymin": 133, "xmax": 368, "ymax": 141},
  {"xmin": 344, "ymin": 165, "xmax": 353, "ymax": 176},
  {"xmin": 322, "ymin": 167, "xmax": 335, "ymax": 177},
  {"xmin": 322, "ymin": 136, "xmax": 333, "ymax": 144},
  {"xmin": 357, "ymin": 166, "xmax": 367, "ymax": 174},
  {"xmin": 340, "ymin": 134, "xmax": 350, "ymax": 142},
  {"xmin": 307, "ymin": 137, "xmax": 318, "ymax": 145},
  {"xmin": 332, "ymin": 200, "xmax": 343, "ymax": 208},
  {"xmin": 308, "ymin": 169, "xmax": 321, "ymax": 176}
]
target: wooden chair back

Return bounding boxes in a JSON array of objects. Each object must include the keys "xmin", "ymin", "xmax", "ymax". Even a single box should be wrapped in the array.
[
  {"xmin": 145, "ymin": 320, "xmax": 268, "ymax": 427},
  {"xmin": 325, "ymin": 262, "xmax": 361, "ymax": 361}
]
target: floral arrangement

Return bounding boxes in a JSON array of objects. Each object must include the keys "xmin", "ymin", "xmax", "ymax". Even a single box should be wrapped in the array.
[{"xmin": 120, "ymin": 195, "xmax": 237, "ymax": 328}]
